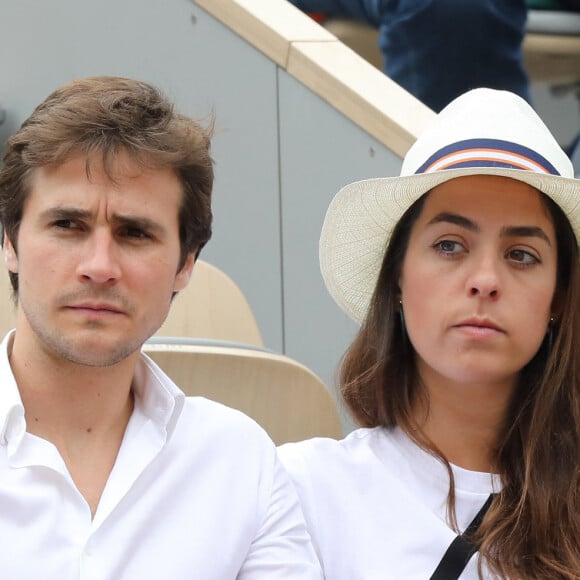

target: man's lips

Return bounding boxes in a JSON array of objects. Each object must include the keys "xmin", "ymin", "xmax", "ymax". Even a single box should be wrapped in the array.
[{"xmin": 66, "ymin": 303, "xmax": 125, "ymax": 315}]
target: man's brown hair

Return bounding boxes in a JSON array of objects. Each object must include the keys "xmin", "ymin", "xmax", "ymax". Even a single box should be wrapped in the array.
[{"xmin": 0, "ymin": 76, "xmax": 214, "ymax": 292}]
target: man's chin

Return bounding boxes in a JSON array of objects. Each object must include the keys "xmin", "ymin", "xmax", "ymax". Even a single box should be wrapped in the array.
[{"xmin": 47, "ymin": 336, "xmax": 143, "ymax": 368}]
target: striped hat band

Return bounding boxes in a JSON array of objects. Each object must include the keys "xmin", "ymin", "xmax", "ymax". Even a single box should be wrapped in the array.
[{"xmin": 415, "ymin": 138, "xmax": 561, "ymax": 176}]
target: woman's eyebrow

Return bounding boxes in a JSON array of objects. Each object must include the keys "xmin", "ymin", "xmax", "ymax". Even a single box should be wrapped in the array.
[
  {"xmin": 427, "ymin": 212, "xmax": 478, "ymax": 231},
  {"xmin": 427, "ymin": 213, "xmax": 552, "ymax": 245},
  {"xmin": 501, "ymin": 225, "xmax": 551, "ymax": 245}
]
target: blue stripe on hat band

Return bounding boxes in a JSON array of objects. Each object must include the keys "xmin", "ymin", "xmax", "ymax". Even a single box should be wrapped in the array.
[{"xmin": 415, "ymin": 138, "xmax": 560, "ymax": 176}]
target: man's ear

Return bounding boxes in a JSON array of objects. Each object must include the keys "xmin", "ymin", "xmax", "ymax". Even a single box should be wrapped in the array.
[
  {"xmin": 3, "ymin": 233, "xmax": 18, "ymax": 274},
  {"xmin": 173, "ymin": 253, "xmax": 196, "ymax": 293}
]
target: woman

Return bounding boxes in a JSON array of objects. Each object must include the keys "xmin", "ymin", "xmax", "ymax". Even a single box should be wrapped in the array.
[{"xmin": 279, "ymin": 88, "xmax": 580, "ymax": 579}]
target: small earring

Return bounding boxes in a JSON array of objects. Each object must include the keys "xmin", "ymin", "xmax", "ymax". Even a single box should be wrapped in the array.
[
  {"xmin": 399, "ymin": 301, "xmax": 408, "ymax": 343},
  {"xmin": 547, "ymin": 317, "xmax": 555, "ymax": 351}
]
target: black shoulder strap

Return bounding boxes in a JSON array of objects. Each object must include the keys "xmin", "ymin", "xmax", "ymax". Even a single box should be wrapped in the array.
[{"xmin": 429, "ymin": 494, "xmax": 494, "ymax": 580}]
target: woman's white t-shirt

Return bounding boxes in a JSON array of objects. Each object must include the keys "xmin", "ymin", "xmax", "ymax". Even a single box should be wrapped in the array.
[{"xmin": 278, "ymin": 427, "xmax": 501, "ymax": 580}]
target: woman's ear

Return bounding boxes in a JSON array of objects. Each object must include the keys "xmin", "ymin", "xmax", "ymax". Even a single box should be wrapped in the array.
[
  {"xmin": 550, "ymin": 289, "xmax": 564, "ymax": 322},
  {"xmin": 173, "ymin": 252, "xmax": 196, "ymax": 293},
  {"xmin": 3, "ymin": 233, "xmax": 18, "ymax": 274}
]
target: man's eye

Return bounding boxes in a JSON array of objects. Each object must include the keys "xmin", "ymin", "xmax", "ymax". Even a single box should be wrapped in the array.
[
  {"xmin": 53, "ymin": 219, "xmax": 75, "ymax": 229},
  {"xmin": 123, "ymin": 228, "xmax": 150, "ymax": 239}
]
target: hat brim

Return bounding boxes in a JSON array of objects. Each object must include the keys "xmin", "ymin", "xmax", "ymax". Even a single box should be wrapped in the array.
[{"xmin": 320, "ymin": 167, "xmax": 580, "ymax": 323}]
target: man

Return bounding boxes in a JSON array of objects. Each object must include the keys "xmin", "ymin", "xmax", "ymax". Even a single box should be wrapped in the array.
[{"xmin": 0, "ymin": 76, "xmax": 321, "ymax": 578}]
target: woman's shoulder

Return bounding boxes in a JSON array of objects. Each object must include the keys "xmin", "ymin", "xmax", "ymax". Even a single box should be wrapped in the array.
[{"xmin": 277, "ymin": 426, "xmax": 393, "ymax": 480}]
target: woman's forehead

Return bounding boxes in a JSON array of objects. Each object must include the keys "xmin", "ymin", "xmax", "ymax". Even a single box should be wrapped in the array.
[{"xmin": 421, "ymin": 175, "xmax": 548, "ymax": 221}]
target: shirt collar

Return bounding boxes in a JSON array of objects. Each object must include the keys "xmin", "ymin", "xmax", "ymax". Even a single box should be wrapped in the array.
[
  {"xmin": 120, "ymin": 352, "xmax": 185, "ymax": 441},
  {"xmin": 0, "ymin": 330, "xmax": 26, "ymax": 449},
  {"xmin": 0, "ymin": 330, "xmax": 185, "ymax": 448}
]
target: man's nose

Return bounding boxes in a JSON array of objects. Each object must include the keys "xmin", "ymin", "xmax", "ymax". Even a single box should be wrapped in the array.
[{"xmin": 76, "ymin": 230, "xmax": 121, "ymax": 284}]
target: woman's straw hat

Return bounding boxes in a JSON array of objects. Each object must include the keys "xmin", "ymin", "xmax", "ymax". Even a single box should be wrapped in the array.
[{"xmin": 320, "ymin": 88, "xmax": 580, "ymax": 323}]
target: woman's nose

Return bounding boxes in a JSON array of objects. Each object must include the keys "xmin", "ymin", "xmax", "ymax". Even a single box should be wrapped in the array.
[{"xmin": 466, "ymin": 255, "xmax": 501, "ymax": 299}]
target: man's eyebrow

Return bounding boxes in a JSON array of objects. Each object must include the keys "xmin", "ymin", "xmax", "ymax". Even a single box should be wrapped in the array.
[
  {"xmin": 501, "ymin": 225, "xmax": 551, "ymax": 245},
  {"xmin": 40, "ymin": 207, "xmax": 92, "ymax": 221},
  {"xmin": 39, "ymin": 207, "xmax": 167, "ymax": 236},
  {"xmin": 110, "ymin": 214, "xmax": 167, "ymax": 237},
  {"xmin": 427, "ymin": 212, "xmax": 479, "ymax": 232}
]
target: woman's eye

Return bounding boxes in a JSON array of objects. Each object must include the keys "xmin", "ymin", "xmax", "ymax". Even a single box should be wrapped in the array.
[
  {"xmin": 434, "ymin": 240, "xmax": 464, "ymax": 254},
  {"xmin": 508, "ymin": 249, "xmax": 539, "ymax": 265}
]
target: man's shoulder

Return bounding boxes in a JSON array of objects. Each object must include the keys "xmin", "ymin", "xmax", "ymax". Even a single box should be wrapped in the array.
[
  {"xmin": 177, "ymin": 395, "xmax": 276, "ymax": 450},
  {"xmin": 181, "ymin": 394, "xmax": 265, "ymax": 429},
  {"xmin": 137, "ymin": 353, "xmax": 277, "ymax": 452}
]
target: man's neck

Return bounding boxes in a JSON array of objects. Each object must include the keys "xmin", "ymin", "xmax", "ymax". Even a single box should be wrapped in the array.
[
  {"xmin": 10, "ymin": 341, "xmax": 136, "ymax": 438},
  {"xmin": 8, "ymin": 330, "xmax": 138, "ymax": 517}
]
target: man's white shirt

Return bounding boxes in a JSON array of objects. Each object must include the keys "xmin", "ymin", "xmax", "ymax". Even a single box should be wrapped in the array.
[{"xmin": 0, "ymin": 331, "xmax": 321, "ymax": 579}]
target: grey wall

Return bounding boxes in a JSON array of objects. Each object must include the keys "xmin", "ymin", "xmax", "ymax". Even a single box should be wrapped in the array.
[
  {"xmin": 2, "ymin": 1, "xmax": 578, "ymax": 433},
  {"xmin": 1, "ymin": 0, "xmax": 286, "ymax": 352}
]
